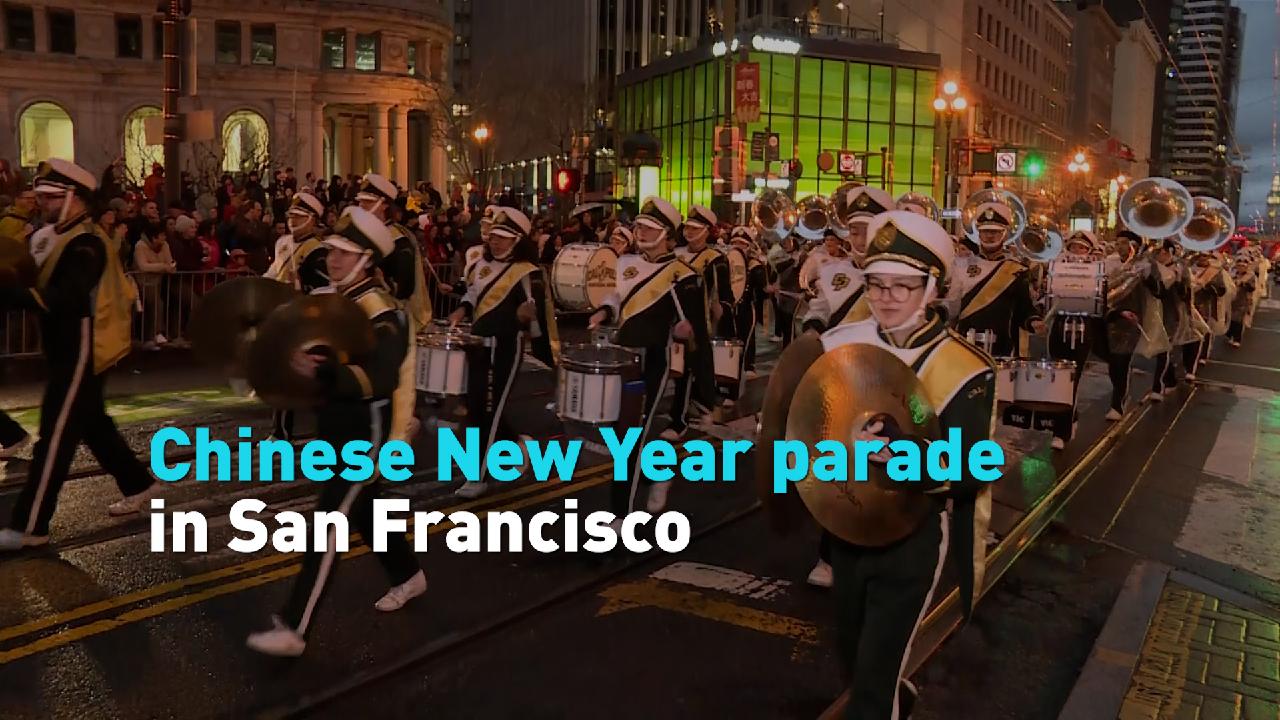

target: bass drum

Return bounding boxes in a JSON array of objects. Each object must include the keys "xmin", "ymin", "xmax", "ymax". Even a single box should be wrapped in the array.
[{"xmin": 552, "ymin": 243, "xmax": 617, "ymax": 311}]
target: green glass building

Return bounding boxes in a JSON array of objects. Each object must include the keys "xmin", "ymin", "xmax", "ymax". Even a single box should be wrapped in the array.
[{"xmin": 615, "ymin": 37, "xmax": 942, "ymax": 214}]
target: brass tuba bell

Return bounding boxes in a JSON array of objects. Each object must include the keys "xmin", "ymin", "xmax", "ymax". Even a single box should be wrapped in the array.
[
  {"xmin": 1014, "ymin": 213, "xmax": 1064, "ymax": 262},
  {"xmin": 793, "ymin": 194, "xmax": 834, "ymax": 242},
  {"xmin": 1118, "ymin": 177, "xmax": 1194, "ymax": 239},
  {"xmin": 750, "ymin": 188, "xmax": 797, "ymax": 244},
  {"xmin": 895, "ymin": 192, "xmax": 941, "ymax": 223},
  {"xmin": 960, "ymin": 188, "xmax": 1027, "ymax": 247},
  {"xmin": 1177, "ymin": 196, "xmax": 1235, "ymax": 253}
]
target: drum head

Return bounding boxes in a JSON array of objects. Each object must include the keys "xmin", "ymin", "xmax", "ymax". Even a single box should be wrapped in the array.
[
  {"xmin": 562, "ymin": 342, "xmax": 638, "ymax": 371},
  {"xmin": 583, "ymin": 246, "xmax": 618, "ymax": 309},
  {"xmin": 727, "ymin": 248, "xmax": 747, "ymax": 302}
]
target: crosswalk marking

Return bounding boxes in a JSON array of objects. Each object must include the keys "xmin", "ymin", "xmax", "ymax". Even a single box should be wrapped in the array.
[{"xmin": 650, "ymin": 562, "xmax": 792, "ymax": 601}]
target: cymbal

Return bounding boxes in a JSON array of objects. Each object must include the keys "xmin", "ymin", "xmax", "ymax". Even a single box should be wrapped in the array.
[
  {"xmin": 0, "ymin": 238, "xmax": 36, "ymax": 288},
  {"xmin": 247, "ymin": 293, "xmax": 376, "ymax": 410},
  {"xmin": 786, "ymin": 344, "xmax": 940, "ymax": 546},
  {"xmin": 189, "ymin": 277, "xmax": 300, "ymax": 378}
]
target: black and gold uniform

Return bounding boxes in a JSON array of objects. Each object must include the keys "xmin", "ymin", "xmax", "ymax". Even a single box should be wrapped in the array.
[
  {"xmin": 451, "ymin": 207, "xmax": 558, "ymax": 499},
  {"xmin": 727, "ymin": 227, "xmax": 768, "ymax": 378},
  {"xmin": 948, "ymin": 206, "xmax": 1042, "ymax": 357},
  {"xmin": 760, "ymin": 211, "xmax": 994, "ymax": 719},
  {"xmin": 356, "ymin": 173, "xmax": 433, "ymax": 443},
  {"xmin": 0, "ymin": 160, "xmax": 154, "ymax": 550},
  {"xmin": 265, "ymin": 192, "xmax": 329, "ymax": 441},
  {"xmin": 667, "ymin": 204, "xmax": 730, "ymax": 435},
  {"xmin": 595, "ymin": 197, "xmax": 711, "ymax": 516},
  {"xmin": 766, "ymin": 236, "xmax": 803, "ymax": 347},
  {"xmin": 247, "ymin": 207, "xmax": 424, "ymax": 657},
  {"xmin": 1044, "ymin": 232, "xmax": 1105, "ymax": 447}
]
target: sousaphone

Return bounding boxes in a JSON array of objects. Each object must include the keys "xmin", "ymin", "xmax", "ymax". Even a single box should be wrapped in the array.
[
  {"xmin": 1178, "ymin": 196, "xmax": 1235, "ymax": 253},
  {"xmin": 1118, "ymin": 177, "xmax": 1194, "ymax": 239},
  {"xmin": 751, "ymin": 188, "xmax": 797, "ymax": 244},
  {"xmin": 960, "ymin": 188, "xmax": 1027, "ymax": 247}
]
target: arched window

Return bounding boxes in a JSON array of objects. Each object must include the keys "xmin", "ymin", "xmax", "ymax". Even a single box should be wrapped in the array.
[
  {"xmin": 18, "ymin": 102, "xmax": 74, "ymax": 168},
  {"xmin": 123, "ymin": 106, "xmax": 164, "ymax": 184},
  {"xmin": 222, "ymin": 109, "xmax": 270, "ymax": 173}
]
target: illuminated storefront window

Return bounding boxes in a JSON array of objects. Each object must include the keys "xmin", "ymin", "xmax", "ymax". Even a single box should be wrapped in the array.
[
  {"xmin": 18, "ymin": 102, "xmax": 74, "ymax": 169},
  {"xmin": 123, "ymin": 106, "xmax": 164, "ymax": 184},
  {"xmin": 222, "ymin": 110, "xmax": 270, "ymax": 173},
  {"xmin": 617, "ymin": 48, "xmax": 939, "ymax": 213}
]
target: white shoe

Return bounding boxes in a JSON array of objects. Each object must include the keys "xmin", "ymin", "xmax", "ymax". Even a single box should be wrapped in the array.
[
  {"xmin": 807, "ymin": 560, "xmax": 833, "ymax": 588},
  {"xmin": 1184, "ymin": 373, "xmax": 1196, "ymax": 382},
  {"xmin": 246, "ymin": 617, "xmax": 306, "ymax": 657},
  {"xmin": 744, "ymin": 370, "xmax": 760, "ymax": 380},
  {"xmin": 659, "ymin": 426, "xmax": 686, "ymax": 441},
  {"xmin": 1163, "ymin": 385, "xmax": 1177, "ymax": 396},
  {"xmin": 0, "ymin": 528, "xmax": 49, "ymax": 551},
  {"xmin": 646, "ymin": 482, "xmax": 672, "ymax": 513},
  {"xmin": 374, "ymin": 570, "xmax": 427, "ymax": 612},
  {"xmin": 154, "ymin": 334, "xmax": 168, "ymax": 346},
  {"xmin": 769, "ymin": 335, "xmax": 782, "ymax": 343},
  {"xmin": 1051, "ymin": 437, "xmax": 1065, "ymax": 450},
  {"xmin": 607, "ymin": 518, "xmax": 625, "ymax": 536},
  {"xmin": 107, "ymin": 482, "xmax": 165, "ymax": 516},
  {"xmin": 0, "ymin": 434, "xmax": 31, "ymax": 458},
  {"xmin": 1144, "ymin": 392, "xmax": 1164, "ymax": 403},
  {"xmin": 1228, "ymin": 340, "xmax": 1241, "ymax": 348},
  {"xmin": 453, "ymin": 481, "xmax": 489, "ymax": 499},
  {"xmin": 1105, "ymin": 408, "xmax": 1122, "ymax": 421}
]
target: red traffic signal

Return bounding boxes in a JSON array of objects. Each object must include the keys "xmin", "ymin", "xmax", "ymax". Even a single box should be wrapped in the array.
[{"xmin": 555, "ymin": 168, "xmax": 581, "ymax": 194}]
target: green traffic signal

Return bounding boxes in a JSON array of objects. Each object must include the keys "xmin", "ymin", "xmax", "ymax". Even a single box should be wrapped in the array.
[{"xmin": 1024, "ymin": 156, "xmax": 1044, "ymax": 178}]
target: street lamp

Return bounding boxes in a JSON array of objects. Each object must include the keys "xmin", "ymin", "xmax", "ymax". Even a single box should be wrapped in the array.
[
  {"xmin": 934, "ymin": 80, "xmax": 968, "ymax": 229},
  {"xmin": 473, "ymin": 124, "xmax": 491, "ymax": 194}
]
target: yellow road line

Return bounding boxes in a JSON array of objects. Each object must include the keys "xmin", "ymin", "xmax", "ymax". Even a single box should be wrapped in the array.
[
  {"xmin": 0, "ymin": 472, "xmax": 615, "ymax": 664},
  {"xmin": 0, "ymin": 464, "xmax": 610, "ymax": 646},
  {"xmin": 595, "ymin": 578, "xmax": 819, "ymax": 645}
]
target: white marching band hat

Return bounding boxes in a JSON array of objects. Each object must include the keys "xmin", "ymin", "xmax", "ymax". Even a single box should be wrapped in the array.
[
  {"xmin": 33, "ymin": 158, "xmax": 97, "ymax": 196},
  {"xmin": 324, "ymin": 206, "xmax": 395, "ymax": 260},
  {"xmin": 356, "ymin": 173, "xmax": 398, "ymax": 203}
]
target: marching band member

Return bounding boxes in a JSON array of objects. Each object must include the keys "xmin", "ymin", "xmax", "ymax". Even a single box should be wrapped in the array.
[
  {"xmin": 761, "ymin": 210, "xmax": 994, "ymax": 718},
  {"xmin": 444, "ymin": 205, "xmax": 497, "ymax": 301},
  {"xmin": 766, "ymin": 234, "xmax": 803, "ymax": 348},
  {"xmin": 1188, "ymin": 251, "xmax": 1231, "ymax": 377},
  {"xmin": 1227, "ymin": 253, "xmax": 1257, "ymax": 347},
  {"xmin": 1147, "ymin": 240, "xmax": 1196, "ymax": 399},
  {"xmin": 0, "ymin": 160, "xmax": 158, "ymax": 550},
  {"xmin": 801, "ymin": 228, "xmax": 865, "ymax": 334},
  {"xmin": 1044, "ymin": 230, "xmax": 1101, "ymax": 449},
  {"xmin": 1100, "ymin": 231, "xmax": 1147, "ymax": 420},
  {"xmin": 666, "ymin": 204, "xmax": 729, "ymax": 439},
  {"xmin": 590, "ymin": 197, "xmax": 711, "ymax": 516},
  {"xmin": 264, "ymin": 192, "xmax": 329, "ymax": 441},
  {"xmin": 0, "ymin": 189, "xmax": 36, "ymax": 458},
  {"xmin": 798, "ymin": 227, "xmax": 849, "ymax": 294},
  {"xmin": 356, "ymin": 173, "xmax": 432, "ymax": 442},
  {"xmin": 948, "ymin": 201, "xmax": 1045, "ymax": 356},
  {"xmin": 608, "ymin": 224, "xmax": 635, "ymax": 256},
  {"xmin": 728, "ymin": 226, "xmax": 768, "ymax": 379},
  {"xmin": 838, "ymin": 186, "xmax": 894, "ymax": 268},
  {"xmin": 447, "ymin": 208, "xmax": 555, "ymax": 499},
  {"xmin": 246, "ymin": 207, "xmax": 425, "ymax": 657}
]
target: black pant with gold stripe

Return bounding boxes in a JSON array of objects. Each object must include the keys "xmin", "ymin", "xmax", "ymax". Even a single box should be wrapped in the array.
[
  {"xmin": 830, "ymin": 501, "xmax": 948, "ymax": 720},
  {"xmin": 465, "ymin": 334, "xmax": 525, "ymax": 483},
  {"xmin": 610, "ymin": 343, "xmax": 670, "ymax": 516}
]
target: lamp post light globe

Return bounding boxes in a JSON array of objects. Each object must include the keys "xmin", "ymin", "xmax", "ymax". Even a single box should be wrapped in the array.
[
  {"xmin": 942, "ymin": 80, "xmax": 959, "ymax": 96},
  {"xmin": 951, "ymin": 96, "xmax": 967, "ymax": 111},
  {"xmin": 933, "ymin": 97, "xmax": 947, "ymax": 112},
  {"xmin": 473, "ymin": 125, "xmax": 491, "ymax": 143}
]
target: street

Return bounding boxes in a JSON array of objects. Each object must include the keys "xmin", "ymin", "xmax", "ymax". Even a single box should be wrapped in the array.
[{"xmin": 1, "ymin": 307, "xmax": 1279, "ymax": 719}]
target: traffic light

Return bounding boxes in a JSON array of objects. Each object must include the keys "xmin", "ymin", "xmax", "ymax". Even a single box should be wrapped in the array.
[
  {"xmin": 555, "ymin": 168, "xmax": 581, "ymax": 194},
  {"xmin": 1023, "ymin": 153, "xmax": 1044, "ymax": 178}
]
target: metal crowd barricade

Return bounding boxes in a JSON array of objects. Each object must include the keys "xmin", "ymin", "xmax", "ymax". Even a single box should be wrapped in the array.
[{"xmin": 0, "ymin": 260, "xmax": 469, "ymax": 360}]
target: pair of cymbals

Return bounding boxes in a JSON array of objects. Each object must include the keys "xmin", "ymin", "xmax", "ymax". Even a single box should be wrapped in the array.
[
  {"xmin": 191, "ymin": 277, "xmax": 375, "ymax": 409},
  {"xmin": 784, "ymin": 344, "xmax": 941, "ymax": 547}
]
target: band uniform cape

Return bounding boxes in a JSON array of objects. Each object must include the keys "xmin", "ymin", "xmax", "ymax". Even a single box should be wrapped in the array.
[
  {"xmin": 600, "ymin": 252, "xmax": 714, "ymax": 398},
  {"xmin": 677, "ymin": 245, "xmax": 736, "ymax": 337},
  {"xmin": 380, "ymin": 220, "xmax": 432, "ymax": 442},
  {"xmin": 802, "ymin": 259, "xmax": 866, "ymax": 332},
  {"xmin": 25, "ymin": 216, "xmax": 136, "ymax": 374},
  {"xmin": 946, "ymin": 251, "xmax": 1041, "ymax": 354},
  {"xmin": 756, "ymin": 313, "xmax": 996, "ymax": 616},
  {"xmin": 463, "ymin": 255, "xmax": 559, "ymax": 366},
  {"xmin": 266, "ymin": 230, "xmax": 329, "ymax": 293}
]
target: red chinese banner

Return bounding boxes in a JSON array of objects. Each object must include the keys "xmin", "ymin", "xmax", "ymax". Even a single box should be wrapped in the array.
[{"xmin": 734, "ymin": 62, "xmax": 761, "ymax": 124}]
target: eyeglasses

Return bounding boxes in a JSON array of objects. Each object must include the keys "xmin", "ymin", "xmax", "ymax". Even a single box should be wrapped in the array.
[{"xmin": 865, "ymin": 280, "xmax": 924, "ymax": 301}]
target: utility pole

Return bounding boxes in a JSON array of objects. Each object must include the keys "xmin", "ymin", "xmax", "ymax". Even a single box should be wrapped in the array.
[{"xmin": 161, "ymin": 0, "xmax": 185, "ymax": 207}]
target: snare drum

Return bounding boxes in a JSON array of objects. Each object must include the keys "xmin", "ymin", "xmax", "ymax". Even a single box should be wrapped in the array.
[
  {"xmin": 966, "ymin": 329, "xmax": 997, "ymax": 355},
  {"xmin": 712, "ymin": 339, "xmax": 744, "ymax": 385},
  {"xmin": 552, "ymin": 243, "xmax": 618, "ymax": 311},
  {"xmin": 1012, "ymin": 359, "xmax": 1075, "ymax": 407},
  {"xmin": 557, "ymin": 343, "xmax": 640, "ymax": 424},
  {"xmin": 994, "ymin": 358, "xmax": 1017, "ymax": 404},
  {"xmin": 417, "ymin": 330, "xmax": 482, "ymax": 396},
  {"xmin": 1047, "ymin": 260, "xmax": 1106, "ymax": 317}
]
